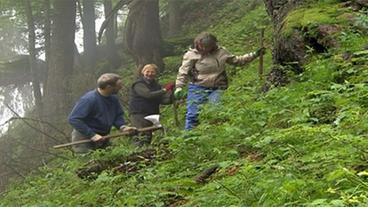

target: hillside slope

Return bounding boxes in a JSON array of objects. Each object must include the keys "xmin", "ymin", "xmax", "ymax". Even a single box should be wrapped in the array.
[{"xmin": 1, "ymin": 0, "xmax": 368, "ymax": 206}]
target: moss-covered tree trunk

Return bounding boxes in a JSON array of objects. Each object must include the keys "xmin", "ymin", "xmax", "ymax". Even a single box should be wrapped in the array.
[
  {"xmin": 125, "ymin": 0, "xmax": 164, "ymax": 73},
  {"xmin": 262, "ymin": 0, "xmax": 305, "ymax": 91}
]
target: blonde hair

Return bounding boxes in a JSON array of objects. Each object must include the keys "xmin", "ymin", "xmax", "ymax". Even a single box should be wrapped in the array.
[{"xmin": 141, "ymin": 64, "xmax": 158, "ymax": 73}]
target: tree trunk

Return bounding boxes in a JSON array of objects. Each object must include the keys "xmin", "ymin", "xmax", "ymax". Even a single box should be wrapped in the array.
[
  {"xmin": 104, "ymin": 0, "xmax": 121, "ymax": 69},
  {"xmin": 125, "ymin": 0, "xmax": 164, "ymax": 74},
  {"xmin": 168, "ymin": 0, "xmax": 182, "ymax": 37},
  {"xmin": 43, "ymin": 0, "xmax": 51, "ymax": 92},
  {"xmin": 24, "ymin": 0, "xmax": 43, "ymax": 115},
  {"xmin": 262, "ymin": 0, "xmax": 305, "ymax": 91},
  {"xmin": 263, "ymin": 0, "xmax": 305, "ymax": 67},
  {"xmin": 25, "ymin": 0, "xmax": 50, "ymax": 150},
  {"xmin": 82, "ymin": 0, "xmax": 97, "ymax": 68},
  {"xmin": 44, "ymin": 0, "xmax": 76, "ymax": 129}
]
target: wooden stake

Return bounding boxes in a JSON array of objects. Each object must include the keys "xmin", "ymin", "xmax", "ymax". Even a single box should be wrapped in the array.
[
  {"xmin": 173, "ymin": 99, "xmax": 180, "ymax": 127},
  {"xmin": 259, "ymin": 28, "xmax": 265, "ymax": 80}
]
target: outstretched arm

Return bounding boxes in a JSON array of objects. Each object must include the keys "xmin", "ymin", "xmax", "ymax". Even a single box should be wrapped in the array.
[
  {"xmin": 226, "ymin": 48, "xmax": 265, "ymax": 66},
  {"xmin": 133, "ymin": 82, "xmax": 166, "ymax": 99}
]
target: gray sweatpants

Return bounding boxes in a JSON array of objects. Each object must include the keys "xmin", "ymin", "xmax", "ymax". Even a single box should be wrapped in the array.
[{"xmin": 71, "ymin": 129, "xmax": 110, "ymax": 153}]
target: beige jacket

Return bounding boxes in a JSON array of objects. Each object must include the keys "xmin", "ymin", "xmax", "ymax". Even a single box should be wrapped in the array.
[{"xmin": 175, "ymin": 47, "xmax": 258, "ymax": 89}]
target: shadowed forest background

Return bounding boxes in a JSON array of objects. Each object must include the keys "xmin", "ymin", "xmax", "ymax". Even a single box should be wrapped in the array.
[{"xmin": 0, "ymin": 0, "xmax": 368, "ymax": 206}]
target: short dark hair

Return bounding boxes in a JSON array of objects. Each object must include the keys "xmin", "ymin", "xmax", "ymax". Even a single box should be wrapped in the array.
[
  {"xmin": 194, "ymin": 32, "xmax": 218, "ymax": 51},
  {"xmin": 97, "ymin": 73, "xmax": 121, "ymax": 89}
]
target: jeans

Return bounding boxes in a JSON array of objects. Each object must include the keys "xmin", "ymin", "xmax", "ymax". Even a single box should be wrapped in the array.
[{"xmin": 185, "ymin": 84, "xmax": 222, "ymax": 130}]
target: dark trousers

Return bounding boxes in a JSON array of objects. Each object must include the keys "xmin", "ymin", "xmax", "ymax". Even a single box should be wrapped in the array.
[
  {"xmin": 71, "ymin": 129, "xmax": 110, "ymax": 153},
  {"xmin": 130, "ymin": 114, "xmax": 153, "ymax": 146}
]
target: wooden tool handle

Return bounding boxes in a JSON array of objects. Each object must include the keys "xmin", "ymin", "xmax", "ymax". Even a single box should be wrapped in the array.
[
  {"xmin": 53, "ymin": 126, "xmax": 162, "ymax": 149},
  {"xmin": 259, "ymin": 28, "xmax": 265, "ymax": 80}
]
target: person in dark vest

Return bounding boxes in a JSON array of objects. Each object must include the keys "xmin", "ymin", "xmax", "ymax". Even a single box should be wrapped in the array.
[
  {"xmin": 68, "ymin": 73, "xmax": 137, "ymax": 153},
  {"xmin": 129, "ymin": 64, "xmax": 174, "ymax": 146}
]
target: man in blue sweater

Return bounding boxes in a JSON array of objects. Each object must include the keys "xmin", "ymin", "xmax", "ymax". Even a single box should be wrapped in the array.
[{"xmin": 68, "ymin": 73, "xmax": 136, "ymax": 153}]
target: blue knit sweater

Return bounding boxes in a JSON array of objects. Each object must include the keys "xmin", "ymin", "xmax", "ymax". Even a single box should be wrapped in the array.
[{"xmin": 68, "ymin": 90, "xmax": 125, "ymax": 137}]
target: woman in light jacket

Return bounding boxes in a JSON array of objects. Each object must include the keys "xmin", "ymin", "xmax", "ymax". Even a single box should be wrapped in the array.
[{"xmin": 174, "ymin": 32, "xmax": 265, "ymax": 130}]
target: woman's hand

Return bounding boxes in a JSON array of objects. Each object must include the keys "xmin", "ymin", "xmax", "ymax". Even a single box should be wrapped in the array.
[
  {"xmin": 174, "ymin": 87, "xmax": 185, "ymax": 99},
  {"xmin": 164, "ymin": 82, "xmax": 175, "ymax": 92},
  {"xmin": 255, "ymin": 47, "xmax": 266, "ymax": 57}
]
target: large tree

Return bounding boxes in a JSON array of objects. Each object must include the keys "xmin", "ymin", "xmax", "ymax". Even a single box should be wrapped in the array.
[
  {"xmin": 103, "ymin": 0, "xmax": 120, "ymax": 68},
  {"xmin": 168, "ymin": 0, "xmax": 182, "ymax": 37},
  {"xmin": 81, "ymin": 0, "xmax": 97, "ymax": 68},
  {"xmin": 125, "ymin": 0, "xmax": 163, "ymax": 73},
  {"xmin": 44, "ymin": 0, "xmax": 76, "ymax": 128},
  {"xmin": 24, "ymin": 0, "xmax": 43, "ymax": 116}
]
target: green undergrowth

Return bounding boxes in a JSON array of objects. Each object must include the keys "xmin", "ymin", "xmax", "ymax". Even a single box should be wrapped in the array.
[{"xmin": 1, "ymin": 1, "xmax": 368, "ymax": 206}]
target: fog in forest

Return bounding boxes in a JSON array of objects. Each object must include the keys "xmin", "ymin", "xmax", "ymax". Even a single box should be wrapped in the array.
[{"xmin": 0, "ymin": 4, "xmax": 127, "ymax": 135}]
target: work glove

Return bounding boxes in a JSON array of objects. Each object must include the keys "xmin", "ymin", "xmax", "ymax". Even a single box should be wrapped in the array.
[
  {"xmin": 255, "ymin": 47, "xmax": 266, "ymax": 57},
  {"xmin": 163, "ymin": 82, "xmax": 175, "ymax": 92},
  {"xmin": 174, "ymin": 87, "xmax": 185, "ymax": 99},
  {"xmin": 91, "ymin": 134, "xmax": 104, "ymax": 142},
  {"xmin": 120, "ymin": 125, "xmax": 138, "ymax": 135}
]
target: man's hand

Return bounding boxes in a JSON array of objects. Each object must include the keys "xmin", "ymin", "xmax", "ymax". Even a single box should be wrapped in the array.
[
  {"xmin": 120, "ymin": 125, "xmax": 138, "ymax": 135},
  {"xmin": 174, "ymin": 87, "xmax": 184, "ymax": 99},
  {"xmin": 163, "ymin": 82, "xmax": 175, "ymax": 92},
  {"xmin": 91, "ymin": 134, "xmax": 104, "ymax": 142}
]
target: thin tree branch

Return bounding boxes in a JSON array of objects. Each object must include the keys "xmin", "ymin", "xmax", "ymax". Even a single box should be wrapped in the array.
[
  {"xmin": 1, "ymin": 116, "xmax": 68, "ymax": 138},
  {"xmin": 2, "ymin": 156, "xmax": 27, "ymax": 179},
  {"xmin": 9, "ymin": 136, "xmax": 70, "ymax": 160},
  {"xmin": 98, "ymin": 0, "xmax": 133, "ymax": 43},
  {"xmin": 4, "ymin": 104, "xmax": 68, "ymax": 143}
]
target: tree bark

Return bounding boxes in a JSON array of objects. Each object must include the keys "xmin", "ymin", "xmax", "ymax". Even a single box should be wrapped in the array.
[
  {"xmin": 263, "ymin": 0, "xmax": 305, "ymax": 66},
  {"xmin": 168, "ymin": 0, "xmax": 182, "ymax": 37},
  {"xmin": 24, "ymin": 0, "xmax": 43, "ymax": 116},
  {"xmin": 104, "ymin": 0, "xmax": 121, "ymax": 68},
  {"xmin": 125, "ymin": 0, "xmax": 164, "ymax": 74},
  {"xmin": 262, "ymin": 0, "xmax": 305, "ymax": 91},
  {"xmin": 43, "ymin": 0, "xmax": 51, "ymax": 92},
  {"xmin": 44, "ymin": 0, "xmax": 76, "ymax": 127},
  {"xmin": 82, "ymin": 0, "xmax": 97, "ymax": 68}
]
